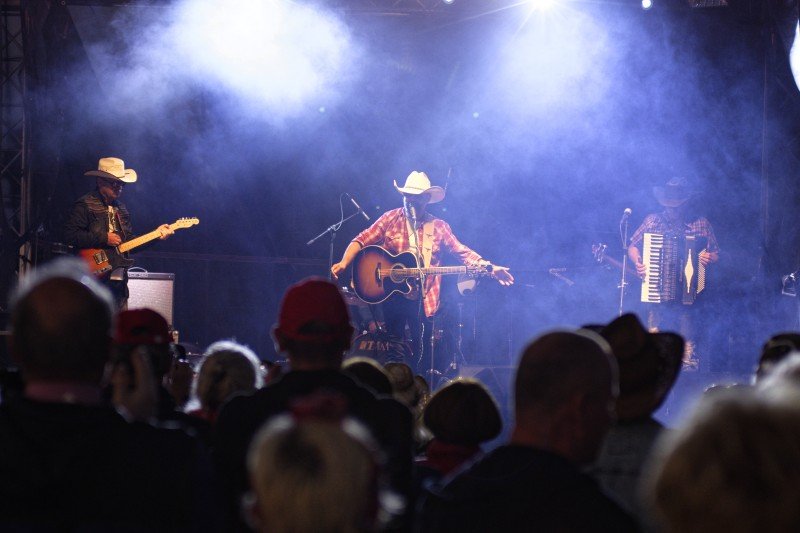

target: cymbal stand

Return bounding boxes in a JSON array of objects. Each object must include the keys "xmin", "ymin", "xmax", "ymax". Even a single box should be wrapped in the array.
[{"xmin": 447, "ymin": 302, "xmax": 468, "ymax": 374}]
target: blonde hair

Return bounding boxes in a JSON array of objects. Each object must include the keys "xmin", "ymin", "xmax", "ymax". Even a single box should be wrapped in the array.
[
  {"xmin": 196, "ymin": 340, "xmax": 262, "ymax": 412},
  {"xmin": 247, "ymin": 417, "xmax": 379, "ymax": 533},
  {"xmin": 645, "ymin": 390, "xmax": 800, "ymax": 532}
]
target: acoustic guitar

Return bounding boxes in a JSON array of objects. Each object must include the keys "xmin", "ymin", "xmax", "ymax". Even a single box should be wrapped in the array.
[
  {"xmin": 79, "ymin": 217, "xmax": 199, "ymax": 276},
  {"xmin": 351, "ymin": 245, "xmax": 491, "ymax": 304}
]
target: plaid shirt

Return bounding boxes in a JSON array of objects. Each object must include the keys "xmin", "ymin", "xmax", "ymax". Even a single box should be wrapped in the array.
[
  {"xmin": 629, "ymin": 211, "xmax": 719, "ymax": 301},
  {"xmin": 353, "ymin": 208, "xmax": 482, "ymax": 317}
]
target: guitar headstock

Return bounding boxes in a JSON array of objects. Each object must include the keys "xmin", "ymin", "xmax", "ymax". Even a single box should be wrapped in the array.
[
  {"xmin": 173, "ymin": 217, "xmax": 200, "ymax": 229},
  {"xmin": 467, "ymin": 263, "xmax": 493, "ymax": 276},
  {"xmin": 592, "ymin": 243, "xmax": 607, "ymax": 263}
]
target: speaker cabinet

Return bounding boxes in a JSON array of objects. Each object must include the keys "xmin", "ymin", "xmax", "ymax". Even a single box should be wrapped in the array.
[{"xmin": 127, "ymin": 272, "xmax": 175, "ymax": 327}]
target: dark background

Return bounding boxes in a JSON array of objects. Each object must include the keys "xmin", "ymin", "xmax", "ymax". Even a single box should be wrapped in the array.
[{"xmin": 9, "ymin": 0, "xmax": 800, "ymax": 379}]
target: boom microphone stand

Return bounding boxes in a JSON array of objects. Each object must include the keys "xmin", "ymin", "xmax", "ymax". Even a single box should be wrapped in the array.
[{"xmin": 307, "ymin": 211, "xmax": 363, "ymax": 279}]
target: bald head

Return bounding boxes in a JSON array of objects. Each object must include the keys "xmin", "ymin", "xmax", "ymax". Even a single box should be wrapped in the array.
[
  {"xmin": 513, "ymin": 330, "xmax": 618, "ymax": 463},
  {"xmin": 515, "ymin": 330, "xmax": 617, "ymax": 412},
  {"xmin": 11, "ymin": 261, "xmax": 114, "ymax": 383}
]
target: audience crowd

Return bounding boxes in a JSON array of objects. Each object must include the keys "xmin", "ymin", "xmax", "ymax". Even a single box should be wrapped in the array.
[{"xmin": 2, "ymin": 257, "xmax": 800, "ymax": 531}]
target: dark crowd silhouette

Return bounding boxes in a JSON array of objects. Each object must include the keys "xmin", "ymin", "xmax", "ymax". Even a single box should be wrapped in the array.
[{"xmin": 2, "ymin": 258, "xmax": 800, "ymax": 532}]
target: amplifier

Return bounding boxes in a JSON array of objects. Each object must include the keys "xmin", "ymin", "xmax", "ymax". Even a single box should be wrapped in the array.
[{"xmin": 127, "ymin": 271, "xmax": 175, "ymax": 327}]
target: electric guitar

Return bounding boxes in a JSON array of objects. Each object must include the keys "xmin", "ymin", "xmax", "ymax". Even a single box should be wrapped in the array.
[
  {"xmin": 351, "ymin": 245, "xmax": 491, "ymax": 304},
  {"xmin": 79, "ymin": 217, "xmax": 199, "ymax": 276}
]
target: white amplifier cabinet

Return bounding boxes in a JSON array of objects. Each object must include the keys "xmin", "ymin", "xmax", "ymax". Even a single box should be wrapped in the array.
[{"xmin": 127, "ymin": 271, "xmax": 175, "ymax": 327}]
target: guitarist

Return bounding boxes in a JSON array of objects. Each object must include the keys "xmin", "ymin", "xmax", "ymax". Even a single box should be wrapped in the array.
[
  {"xmin": 330, "ymin": 171, "xmax": 513, "ymax": 370},
  {"xmin": 64, "ymin": 157, "xmax": 174, "ymax": 308}
]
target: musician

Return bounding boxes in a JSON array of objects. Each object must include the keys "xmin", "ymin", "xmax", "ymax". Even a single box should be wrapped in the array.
[
  {"xmin": 331, "ymin": 171, "xmax": 513, "ymax": 369},
  {"xmin": 63, "ymin": 157, "xmax": 173, "ymax": 308},
  {"xmin": 627, "ymin": 177, "xmax": 719, "ymax": 368}
]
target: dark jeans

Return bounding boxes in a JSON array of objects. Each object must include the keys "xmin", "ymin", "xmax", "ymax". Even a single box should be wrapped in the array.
[{"xmin": 383, "ymin": 295, "xmax": 446, "ymax": 377}]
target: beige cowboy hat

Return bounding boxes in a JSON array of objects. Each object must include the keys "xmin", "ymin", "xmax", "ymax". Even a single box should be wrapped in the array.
[
  {"xmin": 653, "ymin": 177, "xmax": 693, "ymax": 208},
  {"xmin": 393, "ymin": 171, "xmax": 445, "ymax": 204},
  {"xmin": 84, "ymin": 157, "xmax": 138, "ymax": 183}
]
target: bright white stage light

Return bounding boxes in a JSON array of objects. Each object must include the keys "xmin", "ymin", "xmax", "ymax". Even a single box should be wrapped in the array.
[
  {"xmin": 443, "ymin": 0, "xmax": 455, "ymax": 4},
  {"xmin": 170, "ymin": 0, "xmax": 354, "ymax": 114},
  {"xmin": 529, "ymin": 0, "xmax": 556, "ymax": 11},
  {"xmin": 641, "ymin": 0, "xmax": 653, "ymax": 9}
]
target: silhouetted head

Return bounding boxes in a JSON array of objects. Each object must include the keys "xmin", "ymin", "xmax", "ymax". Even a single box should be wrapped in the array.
[
  {"xmin": 514, "ymin": 329, "xmax": 618, "ymax": 464},
  {"xmin": 10, "ymin": 259, "xmax": 114, "ymax": 384},
  {"xmin": 272, "ymin": 277, "xmax": 354, "ymax": 370}
]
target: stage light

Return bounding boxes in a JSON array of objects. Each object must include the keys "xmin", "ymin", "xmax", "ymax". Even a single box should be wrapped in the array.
[
  {"xmin": 443, "ymin": 0, "xmax": 455, "ymax": 4},
  {"xmin": 171, "ymin": 0, "xmax": 353, "ymax": 114},
  {"xmin": 528, "ymin": 0, "xmax": 556, "ymax": 12},
  {"xmin": 642, "ymin": 0, "xmax": 653, "ymax": 9}
]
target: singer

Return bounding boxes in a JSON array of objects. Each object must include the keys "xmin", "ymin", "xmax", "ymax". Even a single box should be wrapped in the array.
[
  {"xmin": 626, "ymin": 177, "xmax": 719, "ymax": 370},
  {"xmin": 331, "ymin": 171, "xmax": 513, "ymax": 368}
]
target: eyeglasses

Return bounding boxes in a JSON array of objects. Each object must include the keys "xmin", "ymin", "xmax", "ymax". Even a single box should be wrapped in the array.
[{"xmin": 100, "ymin": 179, "xmax": 124, "ymax": 190}]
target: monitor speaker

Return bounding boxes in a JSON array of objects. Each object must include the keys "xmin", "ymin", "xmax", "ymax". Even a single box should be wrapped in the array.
[{"xmin": 127, "ymin": 271, "xmax": 175, "ymax": 327}]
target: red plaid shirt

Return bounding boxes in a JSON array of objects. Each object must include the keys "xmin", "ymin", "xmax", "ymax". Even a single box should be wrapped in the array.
[{"xmin": 353, "ymin": 208, "xmax": 482, "ymax": 317}]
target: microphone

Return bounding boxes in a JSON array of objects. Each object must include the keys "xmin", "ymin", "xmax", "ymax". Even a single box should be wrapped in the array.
[
  {"xmin": 346, "ymin": 193, "xmax": 370, "ymax": 221},
  {"xmin": 621, "ymin": 208, "xmax": 632, "ymax": 223},
  {"xmin": 407, "ymin": 204, "xmax": 418, "ymax": 223}
]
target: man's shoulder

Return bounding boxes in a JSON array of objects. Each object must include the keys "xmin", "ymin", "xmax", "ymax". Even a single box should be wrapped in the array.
[
  {"xmin": 73, "ymin": 190, "xmax": 114, "ymax": 211},
  {"xmin": 425, "ymin": 445, "xmax": 639, "ymax": 531}
]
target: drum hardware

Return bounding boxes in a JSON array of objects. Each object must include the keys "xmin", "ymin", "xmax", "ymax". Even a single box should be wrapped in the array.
[{"xmin": 348, "ymin": 328, "xmax": 412, "ymax": 366}]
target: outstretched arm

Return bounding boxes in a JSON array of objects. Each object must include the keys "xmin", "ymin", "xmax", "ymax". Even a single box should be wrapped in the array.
[
  {"xmin": 442, "ymin": 222, "xmax": 514, "ymax": 286},
  {"xmin": 490, "ymin": 264, "xmax": 514, "ymax": 286}
]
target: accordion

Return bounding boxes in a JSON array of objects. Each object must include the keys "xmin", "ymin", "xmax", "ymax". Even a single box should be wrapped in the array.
[{"xmin": 640, "ymin": 232, "xmax": 707, "ymax": 305}]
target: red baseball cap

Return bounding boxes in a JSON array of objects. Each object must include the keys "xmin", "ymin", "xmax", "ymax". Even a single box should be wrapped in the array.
[
  {"xmin": 115, "ymin": 308, "xmax": 171, "ymax": 345},
  {"xmin": 275, "ymin": 277, "xmax": 352, "ymax": 343}
]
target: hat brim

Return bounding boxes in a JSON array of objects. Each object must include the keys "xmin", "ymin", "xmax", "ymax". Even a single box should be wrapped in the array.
[
  {"xmin": 614, "ymin": 332, "xmax": 683, "ymax": 420},
  {"xmin": 85, "ymin": 169, "xmax": 138, "ymax": 183},
  {"xmin": 593, "ymin": 314, "xmax": 684, "ymax": 421},
  {"xmin": 393, "ymin": 181, "xmax": 445, "ymax": 204},
  {"xmin": 653, "ymin": 186, "xmax": 691, "ymax": 207}
]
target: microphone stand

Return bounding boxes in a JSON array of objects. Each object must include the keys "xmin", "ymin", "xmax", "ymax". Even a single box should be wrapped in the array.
[
  {"xmin": 618, "ymin": 216, "xmax": 631, "ymax": 317},
  {"xmin": 306, "ymin": 211, "xmax": 363, "ymax": 280}
]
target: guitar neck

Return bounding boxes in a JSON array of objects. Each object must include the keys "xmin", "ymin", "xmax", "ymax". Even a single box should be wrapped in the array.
[
  {"xmin": 118, "ymin": 225, "xmax": 171, "ymax": 253},
  {"xmin": 396, "ymin": 266, "xmax": 469, "ymax": 276}
]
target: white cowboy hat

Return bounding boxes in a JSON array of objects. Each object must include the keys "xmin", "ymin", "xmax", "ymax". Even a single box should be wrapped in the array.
[
  {"xmin": 393, "ymin": 171, "xmax": 445, "ymax": 204},
  {"xmin": 84, "ymin": 157, "xmax": 138, "ymax": 183}
]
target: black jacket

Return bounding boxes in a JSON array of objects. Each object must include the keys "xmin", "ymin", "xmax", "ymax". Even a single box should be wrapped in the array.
[
  {"xmin": 63, "ymin": 189, "xmax": 133, "ymax": 250},
  {"xmin": 0, "ymin": 397, "xmax": 219, "ymax": 531},
  {"xmin": 419, "ymin": 445, "xmax": 641, "ymax": 533}
]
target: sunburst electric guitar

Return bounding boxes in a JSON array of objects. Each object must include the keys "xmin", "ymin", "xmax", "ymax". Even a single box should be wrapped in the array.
[
  {"xmin": 79, "ymin": 217, "xmax": 199, "ymax": 276},
  {"xmin": 351, "ymin": 245, "xmax": 491, "ymax": 304}
]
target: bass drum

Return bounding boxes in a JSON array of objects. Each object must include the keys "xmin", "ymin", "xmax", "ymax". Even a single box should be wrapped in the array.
[{"xmin": 347, "ymin": 332, "xmax": 413, "ymax": 366}]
